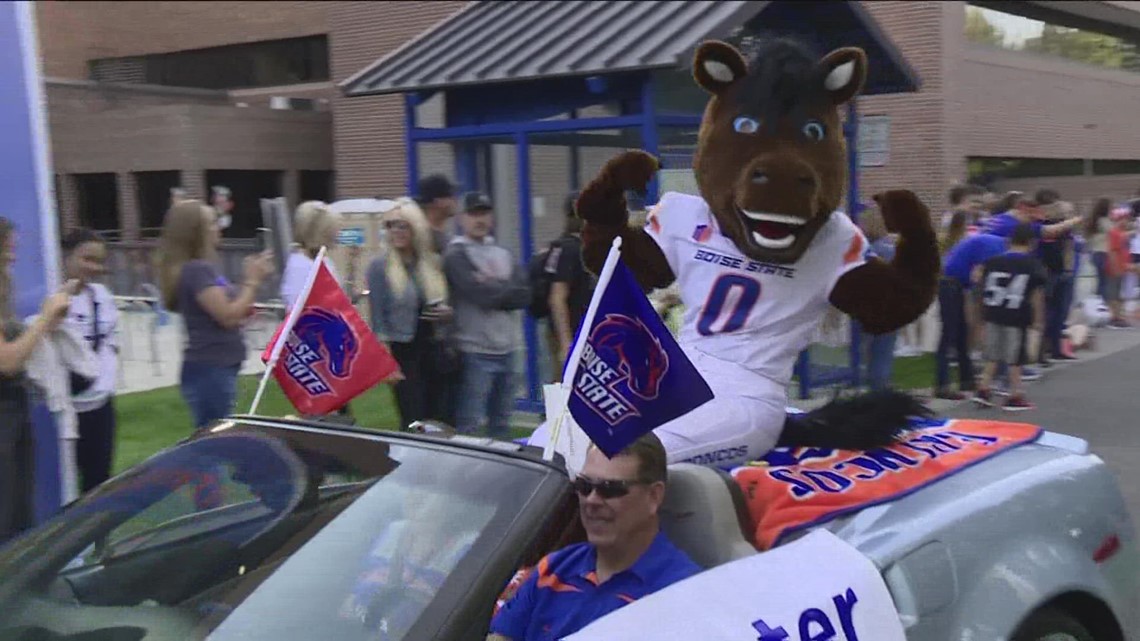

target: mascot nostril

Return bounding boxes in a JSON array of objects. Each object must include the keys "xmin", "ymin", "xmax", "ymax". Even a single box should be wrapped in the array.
[{"xmin": 569, "ymin": 36, "xmax": 940, "ymax": 482}]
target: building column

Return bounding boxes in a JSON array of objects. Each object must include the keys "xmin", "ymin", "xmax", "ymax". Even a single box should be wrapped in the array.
[
  {"xmin": 117, "ymin": 172, "xmax": 139, "ymax": 241},
  {"xmin": 282, "ymin": 169, "xmax": 301, "ymax": 210},
  {"xmin": 56, "ymin": 174, "xmax": 80, "ymax": 233},
  {"xmin": 181, "ymin": 169, "xmax": 206, "ymax": 201},
  {"xmin": 1084, "ymin": 158, "xmax": 1094, "ymax": 176}
]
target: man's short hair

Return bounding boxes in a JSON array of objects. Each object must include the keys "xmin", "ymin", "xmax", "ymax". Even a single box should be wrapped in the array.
[
  {"xmin": 415, "ymin": 174, "xmax": 457, "ymax": 204},
  {"xmin": 1011, "ymin": 222, "xmax": 1036, "ymax": 246},
  {"xmin": 949, "ymin": 183, "xmax": 984, "ymax": 206},
  {"xmin": 612, "ymin": 432, "xmax": 668, "ymax": 484},
  {"xmin": 1034, "ymin": 189, "xmax": 1061, "ymax": 206}
]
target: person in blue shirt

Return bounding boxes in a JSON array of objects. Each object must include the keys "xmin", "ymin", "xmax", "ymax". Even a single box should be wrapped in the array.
[
  {"xmin": 984, "ymin": 195, "xmax": 1083, "ymax": 243},
  {"xmin": 935, "ymin": 228, "xmax": 1007, "ymax": 399},
  {"xmin": 488, "ymin": 433, "xmax": 700, "ymax": 641}
]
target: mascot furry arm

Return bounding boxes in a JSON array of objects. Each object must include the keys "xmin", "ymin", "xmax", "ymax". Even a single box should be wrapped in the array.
[{"xmin": 576, "ymin": 38, "xmax": 939, "ymax": 451}]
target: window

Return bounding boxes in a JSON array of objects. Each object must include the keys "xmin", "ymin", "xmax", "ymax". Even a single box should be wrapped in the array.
[
  {"xmin": 205, "ymin": 170, "xmax": 284, "ymax": 239},
  {"xmin": 89, "ymin": 36, "xmax": 330, "ymax": 90},
  {"xmin": 134, "ymin": 171, "xmax": 183, "ymax": 238},
  {"xmin": 968, "ymin": 157, "xmax": 1085, "ymax": 186},
  {"xmin": 74, "ymin": 173, "xmax": 120, "ymax": 232},
  {"xmin": 1092, "ymin": 159, "xmax": 1140, "ymax": 176},
  {"xmin": 300, "ymin": 170, "xmax": 334, "ymax": 204},
  {"xmin": 965, "ymin": 5, "xmax": 1140, "ymax": 72}
]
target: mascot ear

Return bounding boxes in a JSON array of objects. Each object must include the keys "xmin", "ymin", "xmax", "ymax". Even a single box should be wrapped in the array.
[
  {"xmin": 819, "ymin": 47, "xmax": 868, "ymax": 106},
  {"xmin": 693, "ymin": 40, "xmax": 748, "ymax": 95}
]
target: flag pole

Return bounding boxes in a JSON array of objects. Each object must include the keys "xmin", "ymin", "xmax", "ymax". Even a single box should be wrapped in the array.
[
  {"xmin": 543, "ymin": 235, "xmax": 623, "ymax": 461},
  {"xmin": 249, "ymin": 246, "xmax": 327, "ymax": 415}
]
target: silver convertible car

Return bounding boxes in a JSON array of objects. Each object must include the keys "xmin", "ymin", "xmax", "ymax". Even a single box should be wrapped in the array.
[{"xmin": 0, "ymin": 414, "xmax": 1135, "ymax": 641}]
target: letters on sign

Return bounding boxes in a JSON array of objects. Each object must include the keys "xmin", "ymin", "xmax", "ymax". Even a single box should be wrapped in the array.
[{"xmin": 752, "ymin": 588, "xmax": 861, "ymax": 641}]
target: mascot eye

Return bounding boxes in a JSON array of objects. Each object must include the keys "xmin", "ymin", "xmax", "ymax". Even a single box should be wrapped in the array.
[
  {"xmin": 733, "ymin": 116, "xmax": 761, "ymax": 134},
  {"xmin": 801, "ymin": 120, "xmax": 826, "ymax": 142}
]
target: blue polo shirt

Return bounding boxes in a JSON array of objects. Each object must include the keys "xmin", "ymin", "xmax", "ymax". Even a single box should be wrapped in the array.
[
  {"xmin": 985, "ymin": 211, "xmax": 1042, "ymax": 239},
  {"xmin": 943, "ymin": 234, "xmax": 1008, "ymax": 287},
  {"xmin": 489, "ymin": 531, "xmax": 700, "ymax": 641}
]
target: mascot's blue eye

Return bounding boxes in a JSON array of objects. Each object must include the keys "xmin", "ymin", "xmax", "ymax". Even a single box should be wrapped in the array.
[
  {"xmin": 802, "ymin": 120, "xmax": 826, "ymax": 142},
  {"xmin": 733, "ymin": 117, "xmax": 761, "ymax": 134}
]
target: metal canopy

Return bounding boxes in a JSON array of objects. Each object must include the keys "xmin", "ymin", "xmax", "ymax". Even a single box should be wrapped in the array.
[{"xmin": 341, "ymin": 0, "xmax": 921, "ymax": 99}]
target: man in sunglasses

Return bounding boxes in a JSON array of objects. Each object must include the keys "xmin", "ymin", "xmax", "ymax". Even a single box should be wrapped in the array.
[{"xmin": 488, "ymin": 433, "xmax": 700, "ymax": 641}]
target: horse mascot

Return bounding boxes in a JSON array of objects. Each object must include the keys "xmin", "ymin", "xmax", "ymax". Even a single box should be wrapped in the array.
[{"xmin": 568, "ymin": 37, "xmax": 940, "ymax": 469}]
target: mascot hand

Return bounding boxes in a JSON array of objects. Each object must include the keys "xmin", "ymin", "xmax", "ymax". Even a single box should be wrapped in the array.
[
  {"xmin": 873, "ymin": 190, "xmax": 933, "ymax": 237},
  {"xmin": 577, "ymin": 150, "xmax": 660, "ymax": 227}
]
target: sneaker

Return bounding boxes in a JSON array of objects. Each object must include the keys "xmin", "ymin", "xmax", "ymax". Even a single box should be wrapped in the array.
[
  {"xmin": 1021, "ymin": 367, "xmax": 1042, "ymax": 382},
  {"xmin": 934, "ymin": 390, "xmax": 966, "ymax": 401},
  {"xmin": 971, "ymin": 389, "xmax": 994, "ymax": 407},
  {"xmin": 1003, "ymin": 395, "xmax": 1035, "ymax": 411},
  {"xmin": 1110, "ymin": 319, "xmax": 1132, "ymax": 329},
  {"xmin": 992, "ymin": 384, "xmax": 1010, "ymax": 397},
  {"xmin": 1052, "ymin": 353, "xmax": 1079, "ymax": 361}
]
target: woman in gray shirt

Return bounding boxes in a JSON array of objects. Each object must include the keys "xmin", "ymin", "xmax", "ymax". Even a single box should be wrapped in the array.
[{"xmin": 158, "ymin": 200, "xmax": 273, "ymax": 429}]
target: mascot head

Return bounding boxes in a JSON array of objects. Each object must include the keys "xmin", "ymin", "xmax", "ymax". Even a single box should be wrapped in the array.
[{"xmin": 691, "ymin": 38, "xmax": 867, "ymax": 264}]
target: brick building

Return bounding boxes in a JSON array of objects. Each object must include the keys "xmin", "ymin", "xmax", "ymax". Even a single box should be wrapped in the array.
[{"xmin": 35, "ymin": 0, "xmax": 1140, "ymax": 250}]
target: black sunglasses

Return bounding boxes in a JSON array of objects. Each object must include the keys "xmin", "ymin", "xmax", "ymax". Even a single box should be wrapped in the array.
[{"xmin": 572, "ymin": 475, "xmax": 649, "ymax": 499}]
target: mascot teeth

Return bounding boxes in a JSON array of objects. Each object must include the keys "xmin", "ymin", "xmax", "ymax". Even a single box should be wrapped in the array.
[
  {"xmin": 750, "ymin": 231, "xmax": 796, "ymax": 249},
  {"xmin": 740, "ymin": 210, "xmax": 806, "ymax": 226}
]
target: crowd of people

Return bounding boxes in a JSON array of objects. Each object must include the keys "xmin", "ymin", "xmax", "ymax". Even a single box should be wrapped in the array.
[
  {"xmin": 886, "ymin": 184, "xmax": 1139, "ymax": 411},
  {"xmin": 0, "ymin": 220, "xmax": 122, "ymax": 540}
]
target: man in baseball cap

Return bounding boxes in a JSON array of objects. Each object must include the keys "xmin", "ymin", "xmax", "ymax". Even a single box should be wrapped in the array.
[{"xmin": 416, "ymin": 174, "xmax": 459, "ymax": 254}]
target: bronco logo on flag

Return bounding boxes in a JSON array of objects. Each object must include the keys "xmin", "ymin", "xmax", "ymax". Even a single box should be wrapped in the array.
[
  {"xmin": 261, "ymin": 260, "xmax": 400, "ymax": 415},
  {"xmin": 281, "ymin": 309, "xmax": 360, "ymax": 396},
  {"xmin": 566, "ymin": 258, "xmax": 713, "ymax": 457}
]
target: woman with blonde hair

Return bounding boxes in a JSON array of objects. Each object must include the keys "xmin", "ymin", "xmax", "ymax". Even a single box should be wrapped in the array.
[
  {"xmin": 280, "ymin": 200, "xmax": 342, "ymax": 309},
  {"xmin": 855, "ymin": 206, "xmax": 899, "ymax": 391},
  {"xmin": 366, "ymin": 198, "xmax": 453, "ymax": 428},
  {"xmin": 158, "ymin": 200, "xmax": 274, "ymax": 429}
]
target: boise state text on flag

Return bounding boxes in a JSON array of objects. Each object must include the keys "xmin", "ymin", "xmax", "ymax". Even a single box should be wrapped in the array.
[
  {"xmin": 566, "ymin": 259, "xmax": 713, "ymax": 457},
  {"xmin": 261, "ymin": 262, "xmax": 401, "ymax": 415}
]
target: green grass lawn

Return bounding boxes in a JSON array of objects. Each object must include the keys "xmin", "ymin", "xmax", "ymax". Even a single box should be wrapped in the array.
[
  {"xmin": 112, "ymin": 375, "xmax": 404, "ymax": 474},
  {"xmin": 112, "ymin": 353, "xmax": 937, "ymax": 474}
]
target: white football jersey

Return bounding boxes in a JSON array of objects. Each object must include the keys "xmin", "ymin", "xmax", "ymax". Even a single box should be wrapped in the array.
[{"xmin": 644, "ymin": 192, "xmax": 868, "ymax": 386}]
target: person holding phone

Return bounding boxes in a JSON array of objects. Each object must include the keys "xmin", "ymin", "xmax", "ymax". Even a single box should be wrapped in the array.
[
  {"xmin": 0, "ymin": 217, "xmax": 74, "ymax": 540},
  {"xmin": 366, "ymin": 198, "xmax": 452, "ymax": 429},
  {"xmin": 159, "ymin": 200, "xmax": 274, "ymax": 430}
]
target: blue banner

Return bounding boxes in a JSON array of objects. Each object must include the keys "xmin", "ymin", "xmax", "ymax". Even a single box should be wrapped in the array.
[
  {"xmin": 1, "ymin": 2, "xmax": 65, "ymax": 521},
  {"xmin": 566, "ymin": 259, "xmax": 713, "ymax": 457}
]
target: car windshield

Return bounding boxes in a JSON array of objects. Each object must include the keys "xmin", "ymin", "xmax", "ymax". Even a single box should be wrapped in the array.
[{"xmin": 0, "ymin": 422, "xmax": 547, "ymax": 641}]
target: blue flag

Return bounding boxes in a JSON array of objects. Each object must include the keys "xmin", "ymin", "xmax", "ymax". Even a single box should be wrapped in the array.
[{"xmin": 565, "ymin": 258, "xmax": 714, "ymax": 457}]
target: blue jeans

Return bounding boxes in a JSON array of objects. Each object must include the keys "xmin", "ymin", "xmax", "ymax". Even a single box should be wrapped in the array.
[
  {"xmin": 456, "ymin": 352, "xmax": 516, "ymax": 437},
  {"xmin": 1044, "ymin": 272, "xmax": 1074, "ymax": 358},
  {"xmin": 180, "ymin": 360, "xmax": 240, "ymax": 429},
  {"xmin": 935, "ymin": 278, "xmax": 975, "ymax": 391},
  {"xmin": 865, "ymin": 331, "xmax": 897, "ymax": 391},
  {"xmin": 1092, "ymin": 252, "xmax": 1108, "ymax": 299}
]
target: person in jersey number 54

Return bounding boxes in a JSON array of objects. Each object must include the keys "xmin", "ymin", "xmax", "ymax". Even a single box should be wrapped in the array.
[{"xmin": 487, "ymin": 432, "xmax": 700, "ymax": 641}]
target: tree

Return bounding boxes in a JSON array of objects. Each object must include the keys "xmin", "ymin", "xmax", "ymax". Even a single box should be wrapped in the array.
[
  {"xmin": 1023, "ymin": 24, "xmax": 1127, "ymax": 68},
  {"xmin": 965, "ymin": 7, "xmax": 1005, "ymax": 47}
]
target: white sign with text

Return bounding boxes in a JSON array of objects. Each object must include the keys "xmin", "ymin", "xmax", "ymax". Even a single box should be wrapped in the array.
[{"xmin": 563, "ymin": 529, "xmax": 906, "ymax": 641}]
